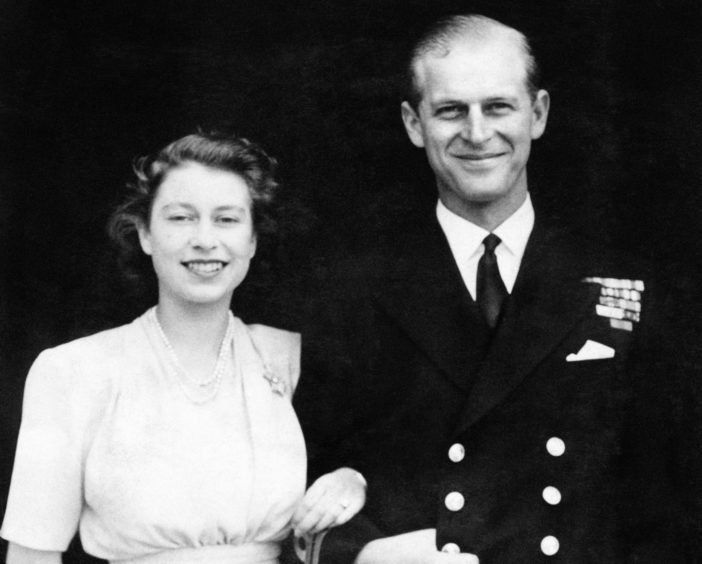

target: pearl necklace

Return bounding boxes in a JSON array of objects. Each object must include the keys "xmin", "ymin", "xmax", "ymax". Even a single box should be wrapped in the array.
[{"xmin": 149, "ymin": 307, "xmax": 234, "ymax": 405}]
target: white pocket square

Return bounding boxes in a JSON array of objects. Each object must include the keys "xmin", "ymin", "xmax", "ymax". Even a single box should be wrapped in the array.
[{"xmin": 566, "ymin": 340, "xmax": 615, "ymax": 362}]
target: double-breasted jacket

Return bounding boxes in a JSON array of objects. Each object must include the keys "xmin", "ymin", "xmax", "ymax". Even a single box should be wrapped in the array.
[{"xmin": 293, "ymin": 212, "xmax": 689, "ymax": 563}]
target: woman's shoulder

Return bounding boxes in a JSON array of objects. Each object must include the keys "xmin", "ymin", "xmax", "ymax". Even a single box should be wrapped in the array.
[
  {"xmin": 28, "ymin": 315, "xmax": 149, "ymax": 392},
  {"xmin": 245, "ymin": 322, "xmax": 301, "ymax": 362},
  {"xmin": 40, "ymin": 316, "xmax": 146, "ymax": 365},
  {"xmin": 245, "ymin": 323, "xmax": 300, "ymax": 346},
  {"xmin": 243, "ymin": 322, "xmax": 301, "ymax": 395}
]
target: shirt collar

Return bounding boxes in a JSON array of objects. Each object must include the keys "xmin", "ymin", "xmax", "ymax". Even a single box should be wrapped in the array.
[
  {"xmin": 493, "ymin": 193, "xmax": 534, "ymax": 258},
  {"xmin": 436, "ymin": 193, "xmax": 535, "ymax": 260}
]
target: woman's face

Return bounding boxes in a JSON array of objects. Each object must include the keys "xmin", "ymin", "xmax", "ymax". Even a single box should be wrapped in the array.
[{"xmin": 137, "ymin": 162, "xmax": 257, "ymax": 309}]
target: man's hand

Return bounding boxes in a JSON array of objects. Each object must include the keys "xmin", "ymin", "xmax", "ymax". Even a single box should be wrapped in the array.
[
  {"xmin": 355, "ymin": 529, "xmax": 479, "ymax": 564},
  {"xmin": 292, "ymin": 467, "xmax": 367, "ymax": 537}
]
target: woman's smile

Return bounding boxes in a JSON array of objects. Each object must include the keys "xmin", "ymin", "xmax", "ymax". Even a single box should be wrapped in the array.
[{"xmin": 183, "ymin": 260, "xmax": 228, "ymax": 276}]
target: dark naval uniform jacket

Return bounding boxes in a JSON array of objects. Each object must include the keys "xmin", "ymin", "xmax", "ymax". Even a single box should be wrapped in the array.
[{"xmin": 293, "ymin": 210, "xmax": 689, "ymax": 563}]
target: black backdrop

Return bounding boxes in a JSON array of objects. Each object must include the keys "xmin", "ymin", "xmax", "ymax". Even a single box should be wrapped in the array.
[{"xmin": 2, "ymin": 1, "xmax": 702, "ymax": 561}]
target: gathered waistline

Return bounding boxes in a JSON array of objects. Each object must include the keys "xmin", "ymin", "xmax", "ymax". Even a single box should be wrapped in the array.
[{"xmin": 111, "ymin": 542, "xmax": 280, "ymax": 564}]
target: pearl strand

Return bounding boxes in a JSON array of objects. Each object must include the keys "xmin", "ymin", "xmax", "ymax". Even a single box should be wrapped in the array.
[{"xmin": 149, "ymin": 307, "xmax": 234, "ymax": 404}]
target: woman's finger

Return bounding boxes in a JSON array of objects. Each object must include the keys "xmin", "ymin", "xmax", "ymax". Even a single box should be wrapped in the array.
[
  {"xmin": 331, "ymin": 498, "xmax": 360, "ymax": 527},
  {"xmin": 296, "ymin": 490, "xmax": 352, "ymax": 535},
  {"xmin": 294, "ymin": 491, "xmax": 339, "ymax": 536},
  {"xmin": 291, "ymin": 481, "xmax": 328, "ymax": 526},
  {"xmin": 311, "ymin": 495, "xmax": 354, "ymax": 533}
]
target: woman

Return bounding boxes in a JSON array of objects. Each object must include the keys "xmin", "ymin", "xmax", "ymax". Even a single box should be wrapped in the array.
[{"xmin": 1, "ymin": 132, "xmax": 365, "ymax": 563}]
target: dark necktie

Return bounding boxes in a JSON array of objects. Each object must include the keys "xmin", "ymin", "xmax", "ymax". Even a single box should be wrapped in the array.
[{"xmin": 477, "ymin": 233, "xmax": 507, "ymax": 328}]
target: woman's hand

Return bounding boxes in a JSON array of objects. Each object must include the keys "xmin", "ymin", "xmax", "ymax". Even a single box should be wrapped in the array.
[{"xmin": 292, "ymin": 467, "xmax": 367, "ymax": 537}]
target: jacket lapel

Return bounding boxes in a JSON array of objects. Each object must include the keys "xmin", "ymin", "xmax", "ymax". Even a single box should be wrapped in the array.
[
  {"xmin": 453, "ymin": 223, "xmax": 601, "ymax": 434},
  {"xmin": 372, "ymin": 219, "xmax": 491, "ymax": 393}
]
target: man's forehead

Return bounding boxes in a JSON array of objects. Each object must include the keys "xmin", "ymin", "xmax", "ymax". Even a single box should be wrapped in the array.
[
  {"xmin": 414, "ymin": 36, "xmax": 530, "ymax": 99},
  {"xmin": 417, "ymin": 32, "xmax": 526, "ymax": 71}
]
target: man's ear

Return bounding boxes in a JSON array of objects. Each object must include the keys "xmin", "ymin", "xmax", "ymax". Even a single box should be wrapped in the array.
[
  {"xmin": 136, "ymin": 220, "xmax": 153, "ymax": 256},
  {"xmin": 530, "ymin": 89, "xmax": 550, "ymax": 140},
  {"xmin": 401, "ymin": 101, "xmax": 426, "ymax": 148}
]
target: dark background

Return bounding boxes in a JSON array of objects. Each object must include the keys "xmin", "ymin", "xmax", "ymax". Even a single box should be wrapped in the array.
[{"xmin": 1, "ymin": 0, "xmax": 702, "ymax": 561}]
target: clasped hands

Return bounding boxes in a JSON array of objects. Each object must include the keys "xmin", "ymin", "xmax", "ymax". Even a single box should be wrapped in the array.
[{"xmin": 291, "ymin": 472, "xmax": 478, "ymax": 564}]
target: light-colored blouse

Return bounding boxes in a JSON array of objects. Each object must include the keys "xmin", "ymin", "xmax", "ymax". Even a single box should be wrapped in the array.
[{"xmin": 1, "ymin": 309, "xmax": 306, "ymax": 564}]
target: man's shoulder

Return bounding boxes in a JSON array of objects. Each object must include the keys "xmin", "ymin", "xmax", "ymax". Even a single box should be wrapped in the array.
[
  {"xmin": 530, "ymin": 221, "xmax": 655, "ymax": 280},
  {"xmin": 325, "ymin": 212, "xmax": 448, "ymax": 279},
  {"xmin": 530, "ymin": 222, "xmax": 675, "ymax": 326}
]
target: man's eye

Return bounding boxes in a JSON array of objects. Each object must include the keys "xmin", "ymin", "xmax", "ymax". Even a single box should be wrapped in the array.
[
  {"xmin": 485, "ymin": 103, "xmax": 513, "ymax": 115},
  {"xmin": 436, "ymin": 106, "xmax": 464, "ymax": 119}
]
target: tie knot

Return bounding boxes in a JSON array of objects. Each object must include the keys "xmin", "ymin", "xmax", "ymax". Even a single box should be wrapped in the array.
[{"xmin": 482, "ymin": 233, "xmax": 501, "ymax": 254}]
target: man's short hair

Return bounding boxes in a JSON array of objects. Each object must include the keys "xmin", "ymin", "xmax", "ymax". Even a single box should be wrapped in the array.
[{"xmin": 404, "ymin": 14, "xmax": 541, "ymax": 109}]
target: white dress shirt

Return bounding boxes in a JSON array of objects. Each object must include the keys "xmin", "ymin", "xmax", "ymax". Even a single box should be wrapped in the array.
[{"xmin": 436, "ymin": 194, "xmax": 535, "ymax": 300}]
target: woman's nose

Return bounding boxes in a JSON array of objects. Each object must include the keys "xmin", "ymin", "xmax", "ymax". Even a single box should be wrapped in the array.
[{"xmin": 190, "ymin": 221, "xmax": 217, "ymax": 249}]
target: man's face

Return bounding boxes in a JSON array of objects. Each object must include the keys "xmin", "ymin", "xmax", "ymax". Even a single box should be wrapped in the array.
[{"xmin": 401, "ymin": 35, "xmax": 549, "ymax": 221}]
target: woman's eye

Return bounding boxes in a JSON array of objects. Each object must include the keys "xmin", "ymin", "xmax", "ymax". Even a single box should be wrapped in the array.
[
  {"xmin": 217, "ymin": 216, "xmax": 241, "ymax": 224},
  {"xmin": 169, "ymin": 214, "xmax": 193, "ymax": 222}
]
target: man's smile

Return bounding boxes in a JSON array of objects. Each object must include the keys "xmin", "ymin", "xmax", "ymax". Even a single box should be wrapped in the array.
[{"xmin": 451, "ymin": 151, "xmax": 506, "ymax": 160}]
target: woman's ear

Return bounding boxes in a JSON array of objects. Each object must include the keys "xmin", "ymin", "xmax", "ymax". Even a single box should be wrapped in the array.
[
  {"xmin": 136, "ymin": 220, "xmax": 153, "ymax": 256},
  {"xmin": 249, "ymin": 234, "xmax": 257, "ymax": 259}
]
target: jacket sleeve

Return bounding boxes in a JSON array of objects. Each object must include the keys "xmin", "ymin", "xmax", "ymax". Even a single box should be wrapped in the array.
[{"xmin": 292, "ymin": 262, "xmax": 388, "ymax": 564}]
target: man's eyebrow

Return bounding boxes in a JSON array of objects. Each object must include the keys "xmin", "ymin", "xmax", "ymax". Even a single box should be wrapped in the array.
[
  {"xmin": 429, "ymin": 94, "xmax": 520, "ymax": 107},
  {"xmin": 483, "ymin": 95, "xmax": 520, "ymax": 103},
  {"xmin": 430, "ymin": 98, "xmax": 467, "ymax": 108}
]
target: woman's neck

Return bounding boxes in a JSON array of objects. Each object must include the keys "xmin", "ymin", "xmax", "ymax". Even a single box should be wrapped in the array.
[{"xmin": 154, "ymin": 299, "xmax": 232, "ymax": 360}]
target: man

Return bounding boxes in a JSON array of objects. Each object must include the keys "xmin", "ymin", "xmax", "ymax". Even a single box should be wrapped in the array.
[{"xmin": 293, "ymin": 14, "xmax": 686, "ymax": 563}]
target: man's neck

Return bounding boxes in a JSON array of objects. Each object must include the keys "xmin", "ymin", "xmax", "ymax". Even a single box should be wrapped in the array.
[{"xmin": 439, "ymin": 190, "xmax": 528, "ymax": 232}]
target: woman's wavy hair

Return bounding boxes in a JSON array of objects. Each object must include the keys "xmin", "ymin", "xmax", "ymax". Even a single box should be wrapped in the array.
[{"xmin": 107, "ymin": 131, "xmax": 281, "ymax": 294}]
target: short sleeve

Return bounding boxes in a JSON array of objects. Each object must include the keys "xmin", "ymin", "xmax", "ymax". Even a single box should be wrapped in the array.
[{"xmin": 1, "ymin": 349, "xmax": 86, "ymax": 550}]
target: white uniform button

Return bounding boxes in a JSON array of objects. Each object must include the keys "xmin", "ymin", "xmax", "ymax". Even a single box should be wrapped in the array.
[
  {"xmin": 441, "ymin": 542, "xmax": 460, "ymax": 554},
  {"xmin": 541, "ymin": 535, "xmax": 560, "ymax": 556},
  {"xmin": 448, "ymin": 443, "xmax": 465, "ymax": 463},
  {"xmin": 444, "ymin": 491, "xmax": 465, "ymax": 511},
  {"xmin": 546, "ymin": 437, "xmax": 566, "ymax": 457},
  {"xmin": 542, "ymin": 486, "xmax": 562, "ymax": 505}
]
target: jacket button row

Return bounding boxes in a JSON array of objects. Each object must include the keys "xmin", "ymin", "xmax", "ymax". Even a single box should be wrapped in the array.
[
  {"xmin": 543, "ymin": 438, "xmax": 564, "ymax": 554},
  {"xmin": 442, "ymin": 537, "xmax": 559, "ymax": 556}
]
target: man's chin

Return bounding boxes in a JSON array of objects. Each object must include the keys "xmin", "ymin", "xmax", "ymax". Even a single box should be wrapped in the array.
[{"xmin": 455, "ymin": 188, "xmax": 512, "ymax": 207}]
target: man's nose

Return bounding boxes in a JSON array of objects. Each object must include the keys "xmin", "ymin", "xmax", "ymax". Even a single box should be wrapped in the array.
[{"xmin": 461, "ymin": 111, "xmax": 491, "ymax": 145}]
